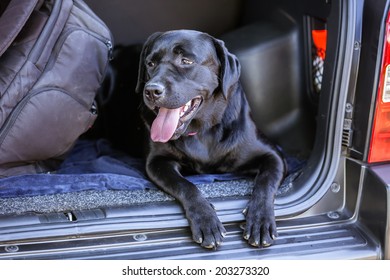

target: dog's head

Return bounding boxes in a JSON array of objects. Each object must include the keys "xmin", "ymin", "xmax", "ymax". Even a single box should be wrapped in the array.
[{"xmin": 136, "ymin": 30, "xmax": 241, "ymax": 143}]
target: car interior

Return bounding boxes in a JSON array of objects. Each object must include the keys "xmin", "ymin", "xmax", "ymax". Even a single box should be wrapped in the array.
[{"xmin": 1, "ymin": 0, "xmax": 362, "ymax": 259}]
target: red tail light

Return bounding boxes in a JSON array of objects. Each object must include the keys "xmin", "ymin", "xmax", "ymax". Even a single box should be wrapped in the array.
[{"xmin": 368, "ymin": 12, "xmax": 390, "ymax": 163}]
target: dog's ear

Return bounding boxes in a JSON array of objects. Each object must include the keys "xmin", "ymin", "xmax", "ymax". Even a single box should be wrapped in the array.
[
  {"xmin": 135, "ymin": 32, "xmax": 162, "ymax": 94},
  {"xmin": 212, "ymin": 37, "xmax": 241, "ymax": 99}
]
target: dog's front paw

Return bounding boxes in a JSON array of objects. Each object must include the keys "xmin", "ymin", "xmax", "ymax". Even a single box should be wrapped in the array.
[
  {"xmin": 242, "ymin": 200, "xmax": 277, "ymax": 248},
  {"xmin": 186, "ymin": 202, "xmax": 226, "ymax": 249}
]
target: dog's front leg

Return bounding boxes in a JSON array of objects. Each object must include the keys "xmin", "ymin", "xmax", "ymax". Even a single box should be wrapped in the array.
[
  {"xmin": 243, "ymin": 153, "xmax": 285, "ymax": 247},
  {"xmin": 146, "ymin": 156, "xmax": 226, "ymax": 249}
]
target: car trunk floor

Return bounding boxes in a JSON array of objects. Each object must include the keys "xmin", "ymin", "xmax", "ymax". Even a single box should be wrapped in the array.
[{"xmin": 0, "ymin": 139, "xmax": 303, "ymax": 215}]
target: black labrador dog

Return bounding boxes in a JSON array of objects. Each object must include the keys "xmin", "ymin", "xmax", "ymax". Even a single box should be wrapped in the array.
[{"xmin": 136, "ymin": 30, "xmax": 285, "ymax": 249}]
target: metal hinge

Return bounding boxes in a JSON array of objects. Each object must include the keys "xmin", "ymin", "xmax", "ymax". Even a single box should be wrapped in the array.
[
  {"xmin": 342, "ymin": 118, "xmax": 353, "ymax": 147},
  {"xmin": 342, "ymin": 103, "xmax": 354, "ymax": 148}
]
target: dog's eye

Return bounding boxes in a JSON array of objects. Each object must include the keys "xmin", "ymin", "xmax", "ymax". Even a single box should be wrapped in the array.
[
  {"xmin": 182, "ymin": 58, "xmax": 193, "ymax": 65},
  {"xmin": 147, "ymin": 61, "xmax": 155, "ymax": 67}
]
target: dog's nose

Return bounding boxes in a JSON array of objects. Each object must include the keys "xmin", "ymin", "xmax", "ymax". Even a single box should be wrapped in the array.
[{"xmin": 144, "ymin": 83, "xmax": 165, "ymax": 101}]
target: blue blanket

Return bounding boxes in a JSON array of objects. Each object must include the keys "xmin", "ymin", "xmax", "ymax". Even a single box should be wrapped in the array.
[{"xmin": 0, "ymin": 139, "xmax": 305, "ymax": 198}]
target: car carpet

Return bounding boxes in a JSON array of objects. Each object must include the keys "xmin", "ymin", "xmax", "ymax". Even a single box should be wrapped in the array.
[{"xmin": 0, "ymin": 139, "xmax": 304, "ymax": 215}]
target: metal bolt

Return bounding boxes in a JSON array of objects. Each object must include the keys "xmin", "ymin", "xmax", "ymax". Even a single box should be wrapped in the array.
[
  {"xmin": 133, "ymin": 234, "xmax": 147, "ymax": 242},
  {"xmin": 345, "ymin": 103, "xmax": 353, "ymax": 113},
  {"xmin": 331, "ymin": 182, "xmax": 341, "ymax": 193},
  {"xmin": 327, "ymin": 212, "xmax": 340, "ymax": 219},
  {"xmin": 354, "ymin": 41, "xmax": 361, "ymax": 50},
  {"xmin": 5, "ymin": 245, "xmax": 19, "ymax": 253}
]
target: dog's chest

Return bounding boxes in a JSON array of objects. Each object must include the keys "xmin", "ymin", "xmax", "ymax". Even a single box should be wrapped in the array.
[{"xmin": 176, "ymin": 136, "xmax": 237, "ymax": 173}]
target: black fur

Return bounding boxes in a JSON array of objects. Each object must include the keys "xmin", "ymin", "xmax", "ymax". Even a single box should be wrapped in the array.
[{"xmin": 136, "ymin": 30, "xmax": 285, "ymax": 249}]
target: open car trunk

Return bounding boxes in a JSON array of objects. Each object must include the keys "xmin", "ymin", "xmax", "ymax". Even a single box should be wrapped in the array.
[{"xmin": 0, "ymin": 0, "xmax": 383, "ymax": 259}]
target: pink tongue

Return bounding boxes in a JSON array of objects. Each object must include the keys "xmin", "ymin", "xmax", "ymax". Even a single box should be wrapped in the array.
[{"xmin": 151, "ymin": 107, "xmax": 181, "ymax": 142}]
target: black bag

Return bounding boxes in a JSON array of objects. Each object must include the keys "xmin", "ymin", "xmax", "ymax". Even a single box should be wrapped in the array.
[{"xmin": 0, "ymin": 0, "xmax": 112, "ymax": 177}]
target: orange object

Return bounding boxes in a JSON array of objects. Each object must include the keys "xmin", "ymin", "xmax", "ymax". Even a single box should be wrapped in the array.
[{"xmin": 312, "ymin": 30, "xmax": 327, "ymax": 59}]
